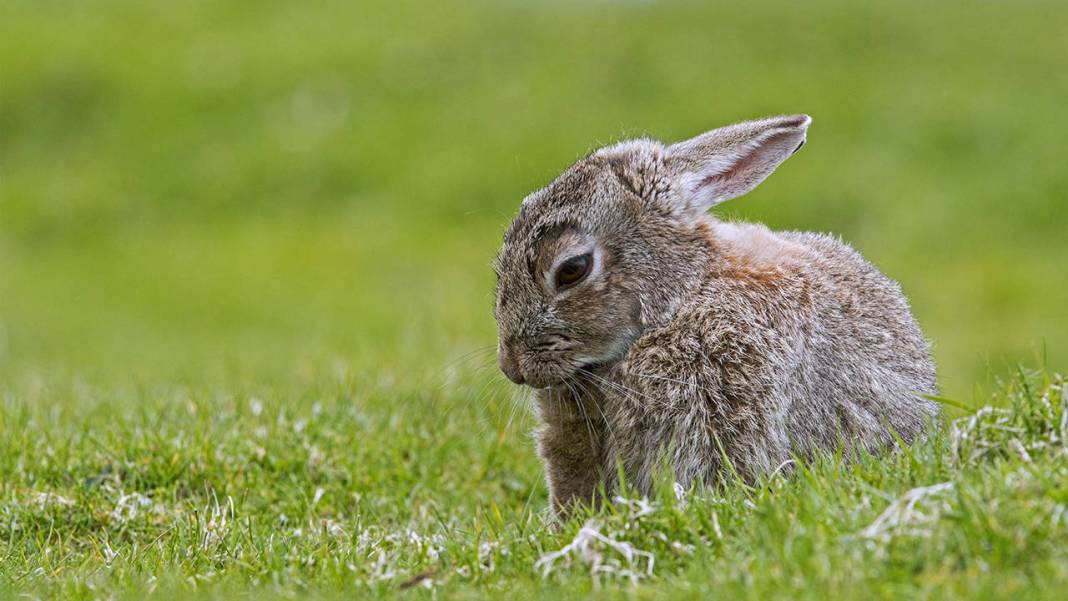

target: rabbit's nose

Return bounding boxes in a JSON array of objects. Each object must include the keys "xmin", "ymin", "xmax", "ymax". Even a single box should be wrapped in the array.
[{"xmin": 499, "ymin": 347, "xmax": 525, "ymax": 385}]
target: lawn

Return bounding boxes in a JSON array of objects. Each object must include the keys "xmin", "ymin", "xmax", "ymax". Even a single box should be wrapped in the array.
[{"xmin": 2, "ymin": 0, "xmax": 1067, "ymax": 598}]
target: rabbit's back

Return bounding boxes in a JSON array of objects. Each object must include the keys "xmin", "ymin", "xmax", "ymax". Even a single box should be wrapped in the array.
[{"xmin": 771, "ymin": 229, "xmax": 939, "ymax": 445}]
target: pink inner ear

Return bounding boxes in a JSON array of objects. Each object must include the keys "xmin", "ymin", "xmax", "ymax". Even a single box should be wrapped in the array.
[
  {"xmin": 696, "ymin": 129, "xmax": 801, "ymax": 200},
  {"xmin": 666, "ymin": 114, "xmax": 811, "ymax": 212}
]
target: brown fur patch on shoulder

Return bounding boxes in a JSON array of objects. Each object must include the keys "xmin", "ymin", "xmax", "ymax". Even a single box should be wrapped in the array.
[{"xmin": 723, "ymin": 260, "xmax": 787, "ymax": 291}]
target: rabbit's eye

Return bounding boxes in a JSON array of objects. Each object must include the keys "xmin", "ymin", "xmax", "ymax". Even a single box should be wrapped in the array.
[{"xmin": 554, "ymin": 253, "xmax": 592, "ymax": 290}]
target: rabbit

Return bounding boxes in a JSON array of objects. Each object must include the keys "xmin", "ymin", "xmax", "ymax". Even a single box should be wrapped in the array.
[{"xmin": 493, "ymin": 115, "xmax": 939, "ymax": 518}]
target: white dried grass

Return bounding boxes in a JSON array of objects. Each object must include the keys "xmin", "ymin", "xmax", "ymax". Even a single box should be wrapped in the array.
[
  {"xmin": 534, "ymin": 520, "xmax": 655, "ymax": 586},
  {"xmin": 856, "ymin": 482, "xmax": 955, "ymax": 551}
]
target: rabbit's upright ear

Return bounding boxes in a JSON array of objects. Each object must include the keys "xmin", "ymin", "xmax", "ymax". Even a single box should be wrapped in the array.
[{"xmin": 663, "ymin": 114, "xmax": 811, "ymax": 215}]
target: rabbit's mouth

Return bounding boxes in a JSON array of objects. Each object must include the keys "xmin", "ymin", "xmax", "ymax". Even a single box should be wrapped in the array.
[
  {"xmin": 515, "ymin": 356, "xmax": 618, "ymax": 390},
  {"xmin": 518, "ymin": 356, "xmax": 601, "ymax": 389},
  {"xmin": 522, "ymin": 364, "xmax": 578, "ymax": 389},
  {"xmin": 510, "ymin": 326, "xmax": 642, "ymax": 388},
  {"xmin": 557, "ymin": 339, "xmax": 638, "ymax": 385}
]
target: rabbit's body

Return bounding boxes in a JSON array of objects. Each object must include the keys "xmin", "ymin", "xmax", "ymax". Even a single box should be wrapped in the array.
[
  {"xmin": 535, "ymin": 222, "xmax": 937, "ymax": 503},
  {"xmin": 495, "ymin": 115, "xmax": 938, "ymax": 517}
]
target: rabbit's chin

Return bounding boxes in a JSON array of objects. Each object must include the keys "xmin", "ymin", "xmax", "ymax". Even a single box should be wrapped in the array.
[{"xmin": 522, "ymin": 370, "xmax": 576, "ymax": 390}]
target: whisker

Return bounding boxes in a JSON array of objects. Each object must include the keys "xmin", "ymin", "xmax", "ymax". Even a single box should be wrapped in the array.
[
  {"xmin": 627, "ymin": 369, "xmax": 722, "ymax": 402},
  {"xmin": 581, "ymin": 369, "xmax": 659, "ymax": 407},
  {"xmin": 504, "ymin": 383, "xmax": 531, "ymax": 433},
  {"xmin": 574, "ymin": 373, "xmax": 617, "ymax": 442},
  {"xmin": 563, "ymin": 375, "xmax": 597, "ymax": 449},
  {"xmin": 443, "ymin": 345, "xmax": 498, "ymax": 371}
]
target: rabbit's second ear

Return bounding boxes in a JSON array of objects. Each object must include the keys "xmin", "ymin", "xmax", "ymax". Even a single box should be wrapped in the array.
[{"xmin": 664, "ymin": 114, "xmax": 811, "ymax": 215}]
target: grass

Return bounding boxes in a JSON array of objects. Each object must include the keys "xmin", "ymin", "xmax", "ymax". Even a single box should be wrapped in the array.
[
  {"xmin": 2, "ymin": 0, "xmax": 1068, "ymax": 598},
  {"xmin": 2, "ymin": 370, "xmax": 1066, "ymax": 599}
]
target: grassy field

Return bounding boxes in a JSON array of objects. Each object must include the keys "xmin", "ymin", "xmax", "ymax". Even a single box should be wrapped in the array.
[{"xmin": 2, "ymin": 0, "xmax": 1067, "ymax": 598}]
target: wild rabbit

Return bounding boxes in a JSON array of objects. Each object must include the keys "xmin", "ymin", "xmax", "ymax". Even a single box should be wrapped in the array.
[{"xmin": 493, "ymin": 115, "xmax": 938, "ymax": 518}]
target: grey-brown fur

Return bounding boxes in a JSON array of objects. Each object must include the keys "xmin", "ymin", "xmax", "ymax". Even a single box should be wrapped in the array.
[{"xmin": 493, "ymin": 115, "xmax": 938, "ymax": 518}]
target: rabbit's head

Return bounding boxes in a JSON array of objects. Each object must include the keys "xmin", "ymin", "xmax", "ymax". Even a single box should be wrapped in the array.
[{"xmin": 494, "ymin": 114, "xmax": 810, "ymax": 387}]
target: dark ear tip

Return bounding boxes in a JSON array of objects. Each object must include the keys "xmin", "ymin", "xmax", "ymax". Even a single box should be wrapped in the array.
[{"xmin": 783, "ymin": 114, "xmax": 812, "ymax": 129}]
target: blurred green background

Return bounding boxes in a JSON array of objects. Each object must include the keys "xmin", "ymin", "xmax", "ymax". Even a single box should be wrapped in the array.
[{"xmin": 2, "ymin": 0, "xmax": 1066, "ymax": 400}]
